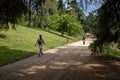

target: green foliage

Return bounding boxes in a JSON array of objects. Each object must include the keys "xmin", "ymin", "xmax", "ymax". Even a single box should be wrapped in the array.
[
  {"xmin": 18, "ymin": 14, "xmax": 28, "ymax": 26},
  {"xmin": 43, "ymin": 0, "xmax": 58, "ymax": 15},
  {"xmin": 90, "ymin": 0, "xmax": 120, "ymax": 55},
  {"xmin": 90, "ymin": 43, "xmax": 120, "ymax": 58},
  {"xmin": 30, "ymin": 0, "xmax": 58, "ymax": 28},
  {"xmin": 68, "ymin": 1, "xmax": 85, "ymax": 23},
  {"xmin": 77, "ymin": 9, "xmax": 85, "ymax": 24},
  {"xmin": 97, "ymin": 0, "xmax": 120, "ymax": 43},
  {"xmin": 50, "ymin": 14, "xmax": 82, "ymax": 36},
  {"xmin": 102, "ymin": 45, "xmax": 120, "ymax": 59},
  {"xmin": 58, "ymin": 0, "xmax": 63, "ymax": 10},
  {"xmin": 49, "ymin": 14, "xmax": 59, "ymax": 29},
  {"xmin": 84, "ymin": 13, "xmax": 98, "ymax": 33},
  {"xmin": 0, "ymin": 0, "xmax": 28, "ymax": 30}
]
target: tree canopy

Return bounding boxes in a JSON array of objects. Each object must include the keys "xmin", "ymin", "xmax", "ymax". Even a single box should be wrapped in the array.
[
  {"xmin": 0, "ymin": 0, "xmax": 27, "ymax": 30},
  {"xmin": 90, "ymin": 0, "xmax": 120, "ymax": 55},
  {"xmin": 50, "ymin": 14, "xmax": 82, "ymax": 36}
]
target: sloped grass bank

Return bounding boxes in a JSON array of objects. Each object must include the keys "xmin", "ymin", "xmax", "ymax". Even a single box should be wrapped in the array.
[{"xmin": 0, "ymin": 25, "xmax": 80, "ymax": 66}]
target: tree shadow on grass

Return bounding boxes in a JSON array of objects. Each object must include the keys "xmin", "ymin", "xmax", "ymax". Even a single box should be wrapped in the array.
[
  {"xmin": 0, "ymin": 46, "xmax": 36, "ymax": 66},
  {"xmin": 0, "ymin": 34, "xmax": 7, "ymax": 39},
  {"xmin": 42, "ymin": 29, "xmax": 74, "ymax": 40},
  {"xmin": 27, "ymin": 26, "xmax": 74, "ymax": 40}
]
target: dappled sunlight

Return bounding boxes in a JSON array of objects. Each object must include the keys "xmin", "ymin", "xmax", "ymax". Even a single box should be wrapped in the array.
[
  {"xmin": 94, "ymin": 73, "xmax": 106, "ymax": 78},
  {"xmin": 44, "ymin": 46, "xmax": 70, "ymax": 54},
  {"xmin": 0, "ymin": 37, "xmax": 120, "ymax": 80},
  {"xmin": 50, "ymin": 60, "xmax": 83, "ymax": 67},
  {"xmin": 45, "ymin": 49, "xmax": 59, "ymax": 54},
  {"xmin": 111, "ymin": 62, "xmax": 120, "ymax": 67},
  {"xmin": 20, "ymin": 65, "xmax": 46, "ymax": 75},
  {"xmin": 81, "ymin": 63, "xmax": 105, "ymax": 70},
  {"xmin": 47, "ymin": 65, "xmax": 67, "ymax": 69},
  {"xmin": 17, "ymin": 73, "xmax": 25, "ymax": 77},
  {"xmin": 52, "ymin": 61, "xmax": 68, "ymax": 65}
]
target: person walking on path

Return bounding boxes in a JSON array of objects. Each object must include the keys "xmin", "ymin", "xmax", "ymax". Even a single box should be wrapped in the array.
[
  {"xmin": 35, "ymin": 35, "xmax": 45, "ymax": 57},
  {"xmin": 82, "ymin": 36, "xmax": 85, "ymax": 45}
]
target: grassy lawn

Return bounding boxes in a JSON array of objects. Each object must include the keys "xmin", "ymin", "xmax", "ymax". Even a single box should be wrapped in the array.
[
  {"xmin": 102, "ymin": 45, "xmax": 120, "ymax": 59},
  {"xmin": 0, "ymin": 25, "xmax": 80, "ymax": 66}
]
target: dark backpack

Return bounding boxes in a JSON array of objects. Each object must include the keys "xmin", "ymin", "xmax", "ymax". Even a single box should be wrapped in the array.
[{"xmin": 38, "ymin": 39, "xmax": 42, "ymax": 45}]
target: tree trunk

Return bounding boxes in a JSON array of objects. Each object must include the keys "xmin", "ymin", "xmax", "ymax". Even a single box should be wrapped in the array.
[
  {"xmin": 28, "ymin": 0, "xmax": 31, "ymax": 27},
  {"xmin": 61, "ymin": 31, "xmax": 64, "ymax": 36},
  {"xmin": 113, "ymin": 1, "xmax": 120, "ymax": 24}
]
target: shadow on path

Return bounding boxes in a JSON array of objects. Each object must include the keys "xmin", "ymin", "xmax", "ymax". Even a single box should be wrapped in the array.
[{"xmin": 0, "ymin": 41, "xmax": 120, "ymax": 80}]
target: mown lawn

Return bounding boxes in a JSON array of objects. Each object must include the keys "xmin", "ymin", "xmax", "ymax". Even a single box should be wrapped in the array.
[{"xmin": 0, "ymin": 25, "xmax": 80, "ymax": 66}]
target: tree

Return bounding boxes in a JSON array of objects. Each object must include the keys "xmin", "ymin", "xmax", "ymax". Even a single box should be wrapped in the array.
[
  {"xmin": 50, "ymin": 14, "xmax": 82, "ymax": 36},
  {"xmin": 0, "ymin": 0, "xmax": 27, "ymax": 30},
  {"xmin": 67, "ymin": 0, "xmax": 85, "ymax": 20},
  {"xmin": 28, "ymin": 0, "xmax": 32, "ymax": 27},
  {"xmin": 84, "ymin": 12, "xmax": 98, "ymax": 33},
  {"xmin": 58, "ymin": 0, "xmax": 63, "ymax": 11},
  {"xmin": 30, "ymin": 0, "xmax": 58, "ymax": 28},
  {"xmin": 90, "ymin": 0, "xmax": 120, "ymax": 55}
]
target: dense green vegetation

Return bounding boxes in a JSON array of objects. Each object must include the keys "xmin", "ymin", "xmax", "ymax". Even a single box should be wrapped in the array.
[
  {"xmin": 89, "ymin": 0, "xmax": 120, "ymax": 58},
  {"xmin": 0, "ymin": 0, "xmax": 27, "ymax": 30},
  {"xmin": 102, "ymin": 45, "xmax": 120, "ymax": 59},
  {"xmin": 50, "ymin": 14, "xmax": 82, "ymax": 36}
]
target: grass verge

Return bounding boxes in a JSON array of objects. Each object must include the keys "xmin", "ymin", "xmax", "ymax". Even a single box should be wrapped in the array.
[{"xmin": 102, "ymin": 45, "xmax": 120, "ymax": 59}]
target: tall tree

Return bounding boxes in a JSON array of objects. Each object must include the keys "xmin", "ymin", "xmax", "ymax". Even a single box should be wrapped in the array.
[
  {"xmin": 0, "ymin": 0, "xmax": 27, "ymax": 30},
  {"xmin": 84, "ymin": 13, "xmax": 98, "ymax": 33},
  {"xmin": 28, "ymin": 0, "xmax": 32, "ymax": 27},
  {"xmin": 90, "ymin": 0, "xmax": 120, "ymax": 55}
]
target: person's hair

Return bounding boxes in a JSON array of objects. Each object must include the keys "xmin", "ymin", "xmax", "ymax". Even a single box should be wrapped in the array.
[{"xmin": 39, "ymin": 35, "xmax": 42, "ymax": 39}]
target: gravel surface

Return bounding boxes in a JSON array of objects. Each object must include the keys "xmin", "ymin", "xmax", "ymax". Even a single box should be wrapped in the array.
[{"xmin": 0, "ymin": 38, "xmax": 120, "ymax": 80}]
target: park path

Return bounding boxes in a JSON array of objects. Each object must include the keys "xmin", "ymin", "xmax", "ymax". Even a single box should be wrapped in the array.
[{"xmin": 0, "ymin": 36, "xmax": 120, "ymax": 80}]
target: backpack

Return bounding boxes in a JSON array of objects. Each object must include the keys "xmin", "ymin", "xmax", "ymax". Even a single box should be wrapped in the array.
[{"xmin": 38, "ymin": 39, "xmax": 42, "ymax": 45}]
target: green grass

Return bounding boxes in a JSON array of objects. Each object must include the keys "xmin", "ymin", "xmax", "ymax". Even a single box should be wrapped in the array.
[
  {"xmin": 102, "ymin": 45, "xmax": 120, "ymax": 59},
  {"xmin": 0, "ymin": 25, "xmax": 80, "ymax": 66}
]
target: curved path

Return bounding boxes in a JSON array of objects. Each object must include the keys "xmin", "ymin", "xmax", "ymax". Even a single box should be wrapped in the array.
[{"xmin": 0, "ymin": 38, "xmax": 120, "ymax": 80}]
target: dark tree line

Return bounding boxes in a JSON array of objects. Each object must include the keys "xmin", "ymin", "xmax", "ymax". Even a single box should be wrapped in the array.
[
  {"xmin": 0, "ymin": 0, "xmax": 27, "ymax": 30},
  {"xmin": 90, "ymin": 0, "xmax": 120, "ymax": 55},
  {"xmin": 0, "ymin": 0, "xmax": 86, "ymax": 29}
]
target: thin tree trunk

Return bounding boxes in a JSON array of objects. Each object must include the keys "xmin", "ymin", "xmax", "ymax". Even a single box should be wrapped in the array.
[
  {"xmin": 28, "ymin": 0, "xmax": 31, "ymax": 27},
  {"xmin": 113, "ymin": 2, "xmax": 120, "ymax": 24}
]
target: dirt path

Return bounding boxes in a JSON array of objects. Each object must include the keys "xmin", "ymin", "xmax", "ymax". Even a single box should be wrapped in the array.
[{"xmin": 0, "ymin": 38, "xmax": 120, "ymax": 80}]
